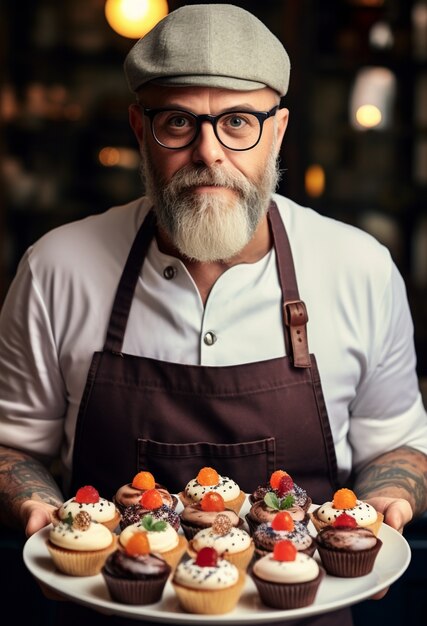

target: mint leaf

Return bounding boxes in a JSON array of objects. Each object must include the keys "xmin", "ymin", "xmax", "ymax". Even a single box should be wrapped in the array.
[
  {"xmin": 279, "ymin": 494, "xmax": 295, "ymax": 509},
  {"xmin": 140, "ymin": 514, "xmax": 167, "ymax": 532},
  {"xmin": 264, "ymin": 492, "xmax": 280, "ymax": 510}
]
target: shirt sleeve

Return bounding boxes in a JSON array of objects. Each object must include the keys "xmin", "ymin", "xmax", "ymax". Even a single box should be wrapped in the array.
[
  {"xmin": 0, "ymin": 250, "xmax": 66, "ymax": 458},
  {"xmin": 348, "ymin": 261, "xmax": 427, "ymax": 470}
]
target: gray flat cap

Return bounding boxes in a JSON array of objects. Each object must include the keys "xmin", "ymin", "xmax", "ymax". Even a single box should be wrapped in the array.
[{"xmin": 124, "ymin": 4, "xmax": 290, "ymax": 96}]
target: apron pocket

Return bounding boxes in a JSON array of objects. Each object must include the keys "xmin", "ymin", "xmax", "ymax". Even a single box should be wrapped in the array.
[{"xmin": 137, "ymin": 437, "xmax": 276, "ymax": 493}]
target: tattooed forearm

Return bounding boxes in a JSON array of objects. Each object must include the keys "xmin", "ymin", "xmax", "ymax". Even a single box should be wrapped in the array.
[
  {"xmin": 353, "ymin": 446, "xmax": 427, "ymax": 517},
  {"xmin": 0, "ymin": 445, "xmax": 63, "ymax": 527}
]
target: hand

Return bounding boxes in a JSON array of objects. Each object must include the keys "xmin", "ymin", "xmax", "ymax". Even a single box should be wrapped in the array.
[
  {"xmin": 364, "ymin": 496, "xmax": 413, "ymax": 599},
  {"xmin": 20, "ymin": 497, "xmax": 60, "ymax": 537}
]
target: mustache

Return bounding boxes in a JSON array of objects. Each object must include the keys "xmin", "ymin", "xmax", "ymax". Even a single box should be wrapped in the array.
[{"xmin": 165, "ymin": 164, "xmax": 253, "ymax": 196}]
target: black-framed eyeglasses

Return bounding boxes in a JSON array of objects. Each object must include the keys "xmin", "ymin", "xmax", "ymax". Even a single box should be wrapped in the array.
[{"xmin": 140, "ymin": 105, "xmax": 279, "ymax": 151}]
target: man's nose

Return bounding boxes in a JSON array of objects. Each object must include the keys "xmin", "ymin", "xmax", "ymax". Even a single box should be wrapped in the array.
[{"xmin": 191, "ymin": 121, "xmax": 226, "ymax": 167}]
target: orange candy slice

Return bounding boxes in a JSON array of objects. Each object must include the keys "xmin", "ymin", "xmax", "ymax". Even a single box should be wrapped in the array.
[
  {"xmin": 132, "ymin": 471, "xmax": 156, "ymax": 490},
  {"xmin": 333, "ymin": 488, "xmax": 357, "ymax": 509},
  {"xmin": 125, "ymin": 532, "xmax": 150, "ymax": 556},
  {"xmin": 197, "ymin": 467, "xmax": 220, "ymax": 486},
  {"xmin": 269, "ymin": 470, "xmax": 287, "ymax": 489},
  {"xmin": 201, "ymin": 492, "xmax": 225, "ymax": 512},
  {"xmin": 271, "ymin": 511, "xmax": 295, "ymax": 532},
  {"xmin": 140, "ymin": 488, "xmax": 163, "ymax": 510}
]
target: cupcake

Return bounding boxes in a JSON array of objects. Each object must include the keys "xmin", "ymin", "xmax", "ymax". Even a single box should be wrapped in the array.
[
  {"xmin": 47, "ymin": 511, "xmax": 117, "ymax": 576},
  {"xmin": 172, "ymin": 547, "xmax": 246, "ymax": 614},
  {"xmin": 55, "ymin": 485, "xmax": 121, "ymax": 532},
  {"xmin": 180, "ymin": 491, "xmax": 244, "ymax": 540},
  {"xmin": 245, "ymin": 489, "xmax": 308, "ymax": 535},
  {"xmin": 102, "ymin": 531, "xmax": 171, "ymax": 605},
  {"xmin": 251, "ymin": 540, "xmax": 324, "ymax": 609},
  {"xmin": 179, "ymin": 466, "xmax": 246, "ymax": 515},
  {"xmin": 119, "ymin": 488, "xmax": 180, "ymax": 532},
  {"xmin": 315, "ymin": 512, "xmax": 383, "ymax": 577},
  {"xmin": 119, "ymin": 514, "xmax": 187, "ymax": 571},
  {"xmin": 114, "ymin": 471, "xmax": 177, "ymax": 514},
  {"xmin": 187, "ymin": 513, "xmax": 255, "ymax": 570},
  {"xmin": 250, "ymin": 470, "xmax": 312, "ymax": 512},
  {"xmin": 310, "ymin": 488, "xmax": 384, "ymax": 536},
  {"xmin": 253, "ymin": 511, "xmax": 316, "ymax": 558}
]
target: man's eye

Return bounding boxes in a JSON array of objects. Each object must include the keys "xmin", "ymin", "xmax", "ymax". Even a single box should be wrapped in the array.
[
  {"xmin": 168, "ymin": 115, "xmax": 190, "ymax": 128},
  {"xmin": 227, "ymin": 115, "xmax": 245, "ymax": 128}
]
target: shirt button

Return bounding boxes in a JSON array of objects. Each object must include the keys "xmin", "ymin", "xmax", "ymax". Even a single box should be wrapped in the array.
[
  {"xmin": 203, "ymin": 331, "xmax": 217, "ymax": 346},
  {"xmin": 163, "ymin": 266, "xmax": 177, "ymax": 280}
]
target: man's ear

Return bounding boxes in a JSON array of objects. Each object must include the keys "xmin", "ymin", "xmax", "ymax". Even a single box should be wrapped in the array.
[
  {"xmin": 129, "ymin": 103, "xmax": 144, "ymax": 145},
  {"xmin": 275, "ymin": 107, "xmax": 289, "ymax": 153}
]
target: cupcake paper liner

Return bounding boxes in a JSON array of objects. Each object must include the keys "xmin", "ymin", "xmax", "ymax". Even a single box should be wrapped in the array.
[
  {"xmin": 102, "ymin": 569, "xmax": 170, "ymax": 605},
  {"xmin": 251, "ymin": 568, "xmax": 324, "ymax": 610},
  {"xmin": 157, "ymin": 534, "xmax": 188, "ymax": 571},
  {"xmin": 46, "ymin": 535, "xmax": 118, "ymax": 577},
  {"xmin": 316, "ymin": 538, "xmax": 383, "ymax": 577},
  {"xmin": 172, "ymin": 569, "xmax": 246, "ymax": 614}
]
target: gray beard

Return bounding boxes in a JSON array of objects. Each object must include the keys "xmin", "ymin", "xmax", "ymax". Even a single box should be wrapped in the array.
[{"xmin": 140, "ymin": 147, "xmax": 281, "ymax": 262}]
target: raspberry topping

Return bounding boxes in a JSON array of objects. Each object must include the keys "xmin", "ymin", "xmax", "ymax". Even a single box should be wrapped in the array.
[
  {"xmin": 271, "ymin": 511, "xmax": 294, "ymax": 531},
  {"xmin": 277, "ymin": 474, "xmax": 294, "ymax": 496},
  {"xmin": 126, "ymin": 532, "xmax": 150, "ymax": 556},
  {"xmin": 75, "ymin": 485, "xmax": 99, "ymax": 504},
  {"xmin": 333, "ymin": 488, "xmax": 357, "ymax": 509},
  {"xmin": 132, "ymin": 471, "xmax": 155, "ymax": 490},
  {"xmin": 333, "ymin": 513, "xmax": 357, "ymax": 528},
  {"xmin": 140, "ymin": 488, "xmax": 163, "ymax": 510},
  {"xmin": 195, "ymin": 547, "xmax": 218, "ymax": 567},
  {"xmin": 269, "ymin": 470, "xmax": 288, "ymax": 489},
  {"xmin": 197, "ymin": 467, "xmax": 220, "ymax": 486},
  {"xmin": 273, "ymin": 540, "xmax": 297, "ymax": 562},
  {"xmin": 200, "ymin": 491, "xmax": 225, "ymax": 512}
]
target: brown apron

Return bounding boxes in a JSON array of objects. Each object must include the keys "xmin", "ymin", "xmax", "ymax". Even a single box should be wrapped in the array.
[{"xmin": 68, "ymin": 200, "xmax": 353, "ymax": 626}]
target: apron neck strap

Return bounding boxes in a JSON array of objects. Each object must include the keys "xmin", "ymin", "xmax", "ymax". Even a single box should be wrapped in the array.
[
  {"xmin": 104, "ymin": 209, "xmax": 156, "ymax": 353},
  {"xmin": 268, "ymin": 201, "xmax": 311, "ymax": 367}
]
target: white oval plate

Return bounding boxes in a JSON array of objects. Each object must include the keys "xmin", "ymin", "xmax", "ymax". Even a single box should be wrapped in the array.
[{"xmin": 23, "ymin": 507, "xmax": 411, "ymax": 624}]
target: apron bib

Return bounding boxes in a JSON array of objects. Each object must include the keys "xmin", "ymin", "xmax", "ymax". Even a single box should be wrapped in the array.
[{"xmin": 71, "ymin": 201, "xmax": 339, "ymax": 501}]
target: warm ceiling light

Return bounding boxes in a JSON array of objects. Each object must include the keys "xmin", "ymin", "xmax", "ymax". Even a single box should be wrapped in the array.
[
  {"xmin": 105, "ymin": 0, "xmax": 169, "ymax": 39},
  {"xmin": 356, "ymin": 104, "xmax": 382, "ymax": 128}
]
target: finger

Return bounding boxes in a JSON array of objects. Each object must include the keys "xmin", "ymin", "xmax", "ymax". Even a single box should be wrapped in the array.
[
  {"xmin": 37, "ymin": 581, "xmax": 66, "ymax": 602},
  {"xmin": 383, "ymin": 500, "xmax": 413, "ymax": 533},
  {"xmin": 370, "ymin": 586, "xmax": 389, "ymax": 600},
  {"xmin": 24, "ymin": 507, "xmax": 53, "ymax": 537}
]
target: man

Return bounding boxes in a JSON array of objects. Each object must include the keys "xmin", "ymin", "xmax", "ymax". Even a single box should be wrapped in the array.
[{"xmin": 0, "ymin": 4, "xmax": 426, "ymax": 626}]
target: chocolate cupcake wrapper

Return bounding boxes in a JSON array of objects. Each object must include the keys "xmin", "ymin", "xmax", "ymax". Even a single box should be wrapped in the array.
[
  {"xmin": 316, "ymin": 539, "xmax": 383, "ymax": 577},
  {"xmin": 102, "ymin": 570, "xmax": 169, "ymax": 605},
  {"xmin": 251, "ymin": 568, "xmax": 324, "ymax": 610}
]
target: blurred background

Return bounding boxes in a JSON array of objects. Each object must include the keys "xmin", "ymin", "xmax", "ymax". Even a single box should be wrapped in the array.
[
  {"xmin": 1, "ymin": 0, "xmax": 427, "ymax": 378},
  {"xmin": 1, "ymin": 0, "xmax": 427, "ymax": 624}
]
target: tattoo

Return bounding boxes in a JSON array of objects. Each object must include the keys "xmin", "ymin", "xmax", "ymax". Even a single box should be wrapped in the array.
[
  {"xmin": 354, "ymin": 446, "xmax": 427, "ymax": 516},
  {"xmin": 0, "ymin": 446, "xmax": 63, "ymax": 526}
]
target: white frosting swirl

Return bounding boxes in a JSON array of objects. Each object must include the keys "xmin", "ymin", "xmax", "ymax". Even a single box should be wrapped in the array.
[
  {"xmin": 58, "ymin": 497, "xmax": 117, "ymax": 523},
  {"xmin": 185, "ymin": 475, "xmax": 240, "ymax": 502},
  {"xmin": 119, "ymin": 521, "xmax": 179, "ymax": 553},
  {"xmin": 316, "ymin": 500, "xmax": 377, "ymax": 526},
  {"xmin": 253, "ymin": 552, "xmax": 319, "ymax": 583},
  {"xmin": 192, "ymin": 527, "xmax": 252, "ymax": 555},
  {"xmin": 49, "ymin": 520, "xmax": 113, "ymax": 551},
  {"xmin": 173, "ymin": 557, "xmax": 239, "ymax": 589}
]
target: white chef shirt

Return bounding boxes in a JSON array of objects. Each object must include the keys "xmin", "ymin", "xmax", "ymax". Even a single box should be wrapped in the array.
[{"xmin": 0, "ymin": 193, "xmax": 426, "ymax": 487}]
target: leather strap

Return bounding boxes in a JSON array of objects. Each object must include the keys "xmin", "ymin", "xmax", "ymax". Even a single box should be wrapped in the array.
[{"xmin": 284, "ymin": 299, "xmax": 311, "ymax": 368}]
